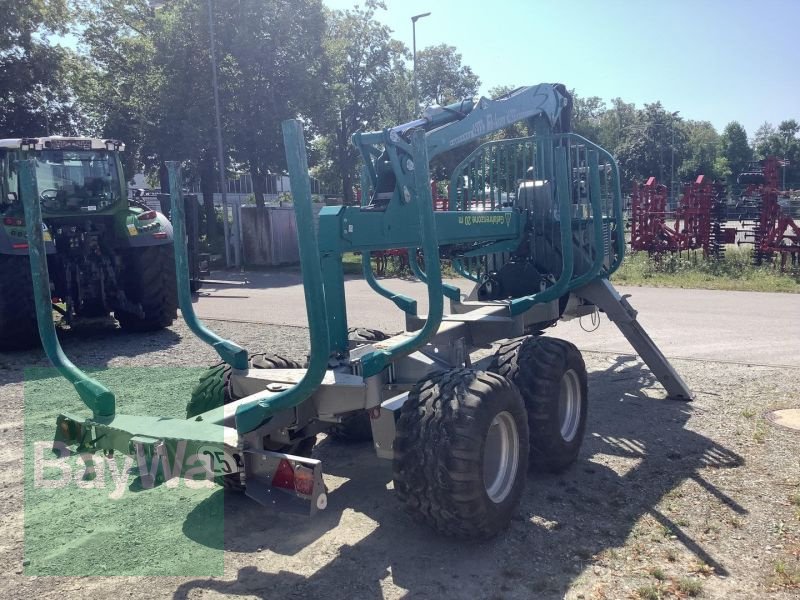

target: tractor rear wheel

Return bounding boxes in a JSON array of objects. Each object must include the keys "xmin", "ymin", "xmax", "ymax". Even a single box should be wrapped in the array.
[
  {"xmin": 489, "ymin": 336, "xmax": 588, "ymax": 473},
  {"xmin": 187, "ymin": 352, "xmax": 312, "ymax": 492},
  {"xmin": 0, "ymin": 254, "xmax": 39, "ymax": 350},
  {"xmin": 393, "ymin": 368, "xmax": 529, "ymax": 539},
  {"xmin": 328, "ymin": 327, "xmax": 390, "ymax": 443},
  {"xmin": 116, "ymin": 244, "xmax": 178, "ymax": 332}
]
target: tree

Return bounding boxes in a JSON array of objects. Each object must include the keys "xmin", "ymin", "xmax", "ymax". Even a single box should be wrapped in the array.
[
  {"xmin": 315, "ymin": 1, "xmax": 407, "ymax": 203},
  {"xmin": 615, "ymin": 102, "xmax": 685, "ymax": 189},
  {"xmin": 415, "ymin": 44, "xmax": 479, "ymax": 108},
  {"xmin": 719, "ymin": 121, "xmax": 752, "ymax": 180},
  {"xmin": 678, "ymin": 120, "xmax": 720, "ymax": 181},
  {"xmin": 571, "ymin": 92, "xmax": 607, "ymax": 143},
  {"xmin": 223, "ymin": 0, "xmax": 326, "ymax": 207},
  {"xmin": 752, "ymin": 120, "xmax": 800, "ymax": 188},
  {"xmin": 0, "ymin": 0, "xmax": 86, "ymax": 137}
]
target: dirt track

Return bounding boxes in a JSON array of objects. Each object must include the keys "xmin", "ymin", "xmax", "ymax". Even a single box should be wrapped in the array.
[{"xmin": 1, "ymin": 303, "xmax": 799, "ymax": 599}]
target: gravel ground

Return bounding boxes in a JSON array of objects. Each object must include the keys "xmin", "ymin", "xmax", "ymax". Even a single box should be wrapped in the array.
[{"xmin": 1, "ymin": 318, "xmax": 799, "ymax": 599}]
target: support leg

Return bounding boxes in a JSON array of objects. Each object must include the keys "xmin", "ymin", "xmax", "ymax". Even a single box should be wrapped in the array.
[{"xmin": 574, "ymin": 279, "xmax": 694, "ymax": 401}]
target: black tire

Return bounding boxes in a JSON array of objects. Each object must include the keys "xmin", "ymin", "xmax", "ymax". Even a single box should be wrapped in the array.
[
  {"xmin": 347, "ymin": 326, "xmax": 389, "ymax": 345},
  {"xmin": 116, "ymin": 244, "xmax": 178, "ymax": 332},
  {"xmin": 0, "ymin": 254, "xmax": 39, "ymax": 350},
  {"xmin": 489, "ymin": 336, "xmax": 588, "ymax": 473},
  {"xmin": 328, "ymin": 327, "xmax": 390, "ymax": 442},
  {"xmin": 186, "ymin": 352, "xmax": 311, "ymax": 492},
  {"xmin": 393, "ymin": 369, "xmax": 529, "ymax": 539},
  {"xmin": 187, "ymin": 352, "xmax": 303, "ymax": 417}
]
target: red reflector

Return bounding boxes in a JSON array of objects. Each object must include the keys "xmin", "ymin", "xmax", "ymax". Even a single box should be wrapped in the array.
[
  {"xmin": 152, "ymin": 232, "xmax": 168, "ymax": 239},
  {"xmin": 12, "ymin": 243, "xmax": 28, "ymax": 249},
  {"xmin": 271, "ymin": 459, "xmax": 295, "ymax": 490},
  {"xmin": 137, "ymin": 210, "xmax": 157, "ymax": 221},
  {"xmin": 4, "ymin": 217, "xmax": 24, "ymax": 226}
]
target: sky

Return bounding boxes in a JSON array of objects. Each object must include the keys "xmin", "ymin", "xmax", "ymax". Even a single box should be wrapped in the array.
[{"xmin": 323, "ymin": 0, "xmax": 800, "ymax": 138}]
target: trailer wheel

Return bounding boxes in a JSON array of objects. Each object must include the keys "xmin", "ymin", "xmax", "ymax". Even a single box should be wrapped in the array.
[
  {"xmin": 489, "ymin": 336, "xmax": 588, "ymax": 473},
  {"xmin": 0, "ymin": 254, "xmax": 39, "ymax": 350},
  {"xmin": 116, "ymin": 244, "xmax": 178, "ymax": 332},
  {"xmin": 393, "ymin": 369, "xmax": 528, "ymax": 539},
  {"xmin": 327, "ymin": 327, "xmax": 391, "ymax": 443},
  {"xmin": 186, "ymin": 352, "xmax": 312, "ymax": 492},
  {"xmin": 187, "ymin": 352, "xmax": 303, "ymax": 416}
]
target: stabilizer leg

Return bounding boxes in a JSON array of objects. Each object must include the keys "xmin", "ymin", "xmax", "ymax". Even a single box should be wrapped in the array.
[{"xmin": 574, "ymin": 279, "xmax": 694, "ymax": 401}]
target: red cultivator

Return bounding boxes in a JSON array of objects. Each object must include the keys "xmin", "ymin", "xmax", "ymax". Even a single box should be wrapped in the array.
[
  {"xmin": 630, "ymin": 176, "xmax": 727, "ymax": 258},
  {"xmin": 737, "ymin": 157, "xmax": 800, "ymax": 269}
]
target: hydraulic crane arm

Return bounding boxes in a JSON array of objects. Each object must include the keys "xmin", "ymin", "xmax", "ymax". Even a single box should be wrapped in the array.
[{"xmin": 353, "ymin": 83, "xmax": 573, "ymax": 206}]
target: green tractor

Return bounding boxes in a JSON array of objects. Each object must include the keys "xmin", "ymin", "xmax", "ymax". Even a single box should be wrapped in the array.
[{"xmin": 0, "ymin": 137, "xmax": 177, "ymax": 350}]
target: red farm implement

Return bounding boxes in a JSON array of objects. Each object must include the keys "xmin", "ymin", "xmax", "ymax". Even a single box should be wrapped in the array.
[
  {"xmin": 736, "ymin": 157, "xmax": 800, "ymax": 269},
  {"xmin": 630, "ymin": 176, "xmax": 727, "ymax": 258}
]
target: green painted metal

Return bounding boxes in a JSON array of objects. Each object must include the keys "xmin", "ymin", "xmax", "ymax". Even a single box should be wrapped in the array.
[
  {"xmin": 423, "ymin": 85, "xmax": 565, "ymax": 159},
  {"xmin": 451, "ymin": 257, "xmax": 481, "ymax": 282},
  {"xmin": 359, "ymin": 129, "xmax": 444, "ymax": 378},
  {"xmin": 317, "ymin": 207, "xmax": 522, "ymax": 253},
  {"xmin": 234, "ymin": 120, "xmax": 331, "ymax": 434},
  {"xmin": 357, "ymin": 167, "xmax": 418, "ymax": 315},
  {"xmin": 166, "ymin": 162, "xmax": 248, "ymax": 370},
  {"xmin": 406, "ymin": 247, "xmax": 461, "ymax": 301},
  {"xmin": 18, "ymin": 160, "xmax": 115, "ymax": 417}
]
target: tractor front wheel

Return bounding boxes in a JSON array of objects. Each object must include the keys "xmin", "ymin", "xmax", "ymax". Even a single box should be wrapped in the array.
[
  {"xmin": 0, "ymin": 254, "xmax": 39, "ymax": 350},
  {"xmin": 393, "ymin": 369, "xmax": 529, "ymax": 539},
  {"xmin": 490, "ymin": 336, "xmax": 588, "ymax": 473}
]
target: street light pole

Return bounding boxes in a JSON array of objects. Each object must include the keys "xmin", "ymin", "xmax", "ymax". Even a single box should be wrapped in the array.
[
  {"xmin": 670, "ymin": 111, "xmax": 679, "ymax": 204},
  {"xmin": 206, "ymin": 0, "xmax": 238, "ymax": 267},
  {"xmin": 411, "ymin": 12, "xmax": 431, "ymax": 114}
]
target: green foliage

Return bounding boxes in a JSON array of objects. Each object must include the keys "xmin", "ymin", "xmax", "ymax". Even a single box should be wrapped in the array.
[
  {"xmin": 753, "ymin": 119, "xmax": 800, "ymax": 188},
  {"xmin": 313, "ymin": 1, "xmax": 408, "ymax": 203},
  {"xmin": 613, "ymin": 248, "xmax": 800, "ymax": 293},
  {"xmin": 415, "ymin": 44, "xmax": 479, "ymax": 107},
  {"xmin": 615, "ymin": 102, "xmax": 685, "ymax": 190},
  {"xmin": 720, "ymin": 121, "xmax": 752, "ymax": 180},
  {"xmin": 0, "ymin": 0, "xmax": 84, "ymax": 137}
]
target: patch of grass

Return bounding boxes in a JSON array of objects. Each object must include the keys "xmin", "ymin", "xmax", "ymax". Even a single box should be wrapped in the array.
[
  {"xmin": 677, "ymin": 577, "xmax": 704, "ymax": 596},
  {"xmin": 665, "ymin": 549, "xmax": 679, "ymax": 563},
  {"xmin": 650, "ymin": 567, "xmax": 667, "ymax": 581},
  {"xmin": 772, "ymin": 560, "xmax": 800, "ymax": 588},
  {"xmin": 753, "ymin": 421, "xmax": 768, "ymax": 444},
  {"xmin": 637, "ymin": 584, "xmax": 662, "ymax": 600},
  {"xmin": 741, "ymin": 407, "xmax": 757, "ymax": 419},
  {"xmin": 612, "ymin": 247, "xmax": 800, "ymax": 293},
  {"xmin": 790, "ymin": 493, "xmax": 800, "ymax": 508},
  {"xmin": 728, "ymin": 517, "xmax": 744, "ymax": 529}
]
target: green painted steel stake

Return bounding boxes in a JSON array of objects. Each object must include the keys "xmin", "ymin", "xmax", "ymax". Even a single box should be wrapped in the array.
[
  {"xmin": 234, "ymin": 120, "xmax": 331, "ymax": 434},
  {"xmin": 360, "ymin": 128, "xmax": 444, "ymax": 378},
  {"xmin": 358, "ymin": 166, "xmax": 418, "ymax": 315},
  {"xmin": 165, "ymin": 162, "xmax": 248, "ymax": 370},
  {"xmin": 406, "ymin": 247, "xmax": 461, "ymax": 301},
  {"xmin": 18, "ymin": 160, "xmax": 115, "ymax": 417}
]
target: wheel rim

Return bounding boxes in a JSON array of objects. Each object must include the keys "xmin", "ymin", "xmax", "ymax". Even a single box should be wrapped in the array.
[
  {"xmin": 558, "ymin": 369, "xmax": 582, "ymax": 442},
  {"xmin": 482, "ymin": 411, "xmax": 520, "ymax": 504}
]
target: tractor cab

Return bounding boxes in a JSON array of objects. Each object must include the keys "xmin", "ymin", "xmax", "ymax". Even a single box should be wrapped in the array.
[{"xmin": 0, "ymin": 137, "xmax": 126, "ymax": 219}]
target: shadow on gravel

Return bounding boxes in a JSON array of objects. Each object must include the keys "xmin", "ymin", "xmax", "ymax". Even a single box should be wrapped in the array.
[
  {"xmin": 175, "ymin": 355, "xmax": 745, "ymax": 600},
  {"xmin": 0, "ymin": 326, "xmax": 181, "ymax": 385}
]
